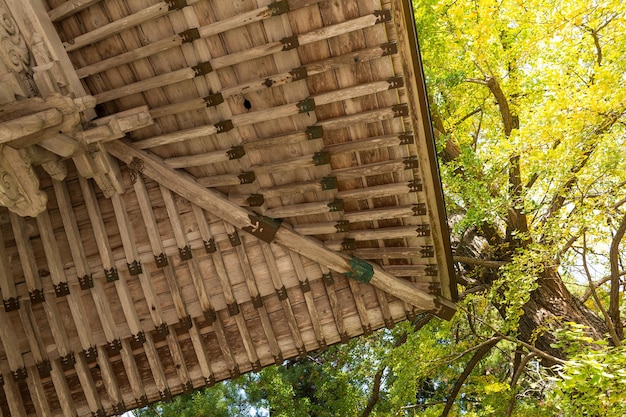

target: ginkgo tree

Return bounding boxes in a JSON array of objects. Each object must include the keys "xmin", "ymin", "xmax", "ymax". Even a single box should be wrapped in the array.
[{"xmin": 131, "ymin": 0, "xmax": 626, "ymax": 416}]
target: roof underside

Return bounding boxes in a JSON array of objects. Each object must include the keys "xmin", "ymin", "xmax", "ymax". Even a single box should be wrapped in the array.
[{"xmin": 0, "ymin": 0, "xmax": 456, "ymax": 415}]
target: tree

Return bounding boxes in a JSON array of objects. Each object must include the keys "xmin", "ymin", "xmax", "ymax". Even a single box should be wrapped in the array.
[{"xmin": 131, "ymin": 1, "xmax": 626, "ymax": 415}]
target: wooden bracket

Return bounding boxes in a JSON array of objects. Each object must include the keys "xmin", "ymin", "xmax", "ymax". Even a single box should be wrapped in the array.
[
  {"xmin": 403, "ymin": 155, "xmax": 418, "ymax": 169},
  {"xmin": 297, "ymin": 97, "xmax": 315, "ymax": 113},
  {"xmin": 387, "ymin": 75, "xmax": 404, "ymax": 89},
  {"xmin": 408, "ymin": 179, "xmax": 422, "ymax": 192},
  {"xmin": 381, "ymin": 42, "xmax": 398, "ymax": 56},
  {"xmin": 227, "ymin": 146, "xmax": 245, "ymax": 160},
  {"xmin": 344, "ymin": 256, "xmax": 373, "ymax": 284},
  {"xmin": 412, "ymin": 203, "xmax": 427, "ymax": 215},
  {"xmin": 420, "ymin": 245, "xmax": 434, "ymax": 258},
  {"xmin": 178, "ymin": 246, "xmax": 192, "ymax": 261},
  {"xmin": 192, "ymin": 61, "xmax": 213, "ymax": 76},
  {"xmin": 313, "ymin": 151, "xmax": 330, "ymax": 166},
  {"xmin": 416, "ymin": 224, "xmax": 431, "ymax": 237},
  {"xmin": 280, "ymin": 35, "xmax": 299, "ymax": 51},
  {"xmin": 399, "ymin": 132, "xmax": 414, "ymax": 145},
  {"xmin": 127, "ymin": 260, "xmax": 142, "ymax": 275}
]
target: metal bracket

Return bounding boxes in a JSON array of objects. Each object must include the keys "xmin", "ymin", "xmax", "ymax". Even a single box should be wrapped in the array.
[
  {"xmin": 425, "ymin": 264, "xmax": 438, "ymax": 276},
  {"xmin": 12, "ymin": 367, "xmax": 27, "ymax": 382},
  {"xmin": 155, "ymin": 253, "xmax": 169, "ymax": 267},
  {"xmin": 112, "ymin": 402, "xmax": 125, "ymax": 415},
  {"xmin": 227, "ymin": 302, "xmax": 240, "ymax": 316},
  {"xmin": 313, "ymin": 151, "xmax": 331, "ymax": 166},
  {"xmin": 128, "ymin": 260, "xmax": 142, "ymax": 276},
  {"xmin": 363, "ymin": 324, "xmax": 373, "ymax": 335},
  {"xmin": 341, "ymin": 238, "xmax": 356, "ymax": 251},
  {"xmin": 274, "ymin": 352, "xmax": 284, "ymax": 364},
  {"xmin": 305, "ymin": 125, "xmax": 323, "ymax": 140},
  {"xmin": 136, "ymin": 396, "xmax": 148, "ymax": 408},
  {"xmin": 321, "ymin": 176, "xmax": 338, "ymax": 190},
  {"xmin": 416, "ymin": 224, "xmax": 431, "ymax": 237},
  {"xmin": 420, "ymin": 246, "xmax": 435, "ymax": 258},
  {"xmin": 159, "ymin": 389, "xmax": 172, "ymax": 402},
  {"xmin": 29, "ymin": 289, "xmax": 45, "ymax": 304},
  {"xmin": 203, "ymin": 92, "xmax": 224, "ymax": 107},
  {"xmin": 92, "ymin": 409, "xmax": 106, "ymax": 417},
  {"xmin": 340, "ymin": 332, "xmax": 349, "ymax": 343},
  {"xmin": 179, "ymin": 245, "xmax": 193, "ymax": 261},
  {"xmin": 37, "ymin": 360, "xmax": 52, "ymax": 377},
  {"xmin": 179, "ymin": 27, "xmax": 200, "ymax": 43},
  {"xmin": 296, "ymin": 345, "xmax": 307, "ymax": 358},
  {"xmin": 403, "ymin": 156, "xmax": 419, "ymax": 169},
  {"xmin": 335, "ymin": 220, "xmax": 350, "ymax": 232},
  {"xmin": 204, "ymin": 238, "xmax": 217, "ymax": 253},
  {"xmin": 3, "ymin": 297, "xmax": 19, "ymax": 312},
  {"xmin": 344, "ymin": 256, "xmax": 374, "ymax": 284},
  {"xmin": 276, "ymin": 286, "xmax": 288, "ymax": 300},
  {"xmin": 381, "ymin": 42, "xmax": 398, "ymax": 56},
  {"xmin": 299, "ymin": 279, "xmax": 311, "ymax": 293},
  {"xmin": 268, "ymin": 0, "xmax": 290, "ymax": 15},
  {"xmin": 392, "ymin": 103, "xmax": 409, "ymax": 117},
  {"xmin": 247, "ymin": 194, "xmax": 265, "ymax": 207},
  {"xmin": 252, "ymin": 360, "xmax": 262, "ymax": 372},
  {"xmin": 408, "ymin": 179, "xmax": 423, "ymax": 192},
  {"xmin": 228, "ymin": 230, "xmax": 241, "ymax": 247},
  {"xmin": 242, "ymin": 214, "xmax": 282, "ymax": 243},
  {"xmin": 214, "ymin": 119, "xmax": 234, "ymax": 133},
  {"xmin": 385, "ymin": 317, "xmax": 395, "ymax": 329},
  {"xmin": 327, "ymin": 198, "xmax": 344, "ymax": 212},
  {"xmin": 61, "ymin": 353, "xmax": 76, "ymax": 370},
  {"xmin": 105, "ymin": 267, "xmax": 119, "ymax": 282},
  {"xmin": 156, "ymin": 323, "xmax": 170, "ymax": 336},
  {"xmin": 204, "ymin": 308, "xmax": 216, "ymax": 324},
  {"xmin": 399, "ymin": 132, "xmax": 414, "ymax": 145},
  {"xmin": 132, "ymin": 331, "xmax": 146, "ymax": 346},
  {"xmin": 280, "ymin": 35, "xmax": 299, "ymax": 51},
  {"xmin": 238, "ymin": 171, "xmax": 256, "ymax": 184},
  {"xmin": 297, "ymin": 97, "xmax": 316, "ymax": 114},
  {"xmin": 374, "ymin": 9, "xmax": 392, "ymax": 23},
  {"xmin": 322, "ymin": 272, "xmax": 334, "ymax": 286},
  {"xmin": 54, "ymin": 281, "xmax": 70, "ymax": 297},
  {"xmin": 183, "ymin": 381, "xmax": 194, "ymax": 393},
  {"xmin": 167, "ymin": 0, "xmax": 187, "ymax": 10},
  {"xmin": 108, "ymin": 339, "xmax": 122, "ymax": 353},
  {"xmin": 84, "ymin": 346, "xmax": 98, "ymax": 362},
  {"xmin": 412, "ymin": 203, "xmax": 427, "ymax": 216},
  {"xmin": 227, "ymin": 146, "xmax": 245, "ymax": 160},
  {"xmin": 205, "ymin": 375, "xmax": 216, "ymax": 386},
  {"xmin": 251, "ymin": 294, "xmax": 264, "ymax": 308},
  {"xmin": 289, "ymin": 66, "xmax": 308, "ymax": 81},
  {"xmin": 229, "ymin": 367, "xmax": 240, "ymax": 379},
  {"xmin": 180, "ymin": 315, "xmax": 192, "ymax": 329},
  {"xmin": 79, "ymin": 274, "xmax": 94, "ymax": 290},
  {"xmin": 387, "ymin": 75, "xmax": 404, "ymax": 89},
  {"xmin": 192, "ymin": 61, "xmax": 213, "ymax": 76}
]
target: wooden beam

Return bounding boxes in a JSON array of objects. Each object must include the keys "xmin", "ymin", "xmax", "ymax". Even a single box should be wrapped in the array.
[
  {"xmin": 48, "ymin": 0, "xmax": 101, "ymax": 22},
  {"xmin": 105, "ymin": 140, "xmax": 454, "ymax": 313},
  {"xmin": 0, "ymin": 108, "xmax": 62, "ymax": 143},
  {"xmin": 133, "ymin": 124, "xmax": 218, "ymax": 150}
]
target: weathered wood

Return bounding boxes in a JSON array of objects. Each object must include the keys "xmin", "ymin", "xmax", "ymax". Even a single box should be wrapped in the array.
[
  {"xmin": 165, "ymin": 147, "xmax": 239, "ymax": 168},
  {"xmin": 9, "ymin": 213, "xmax": 44, "ymax": 298},
  {"xmin": 2, "ymin": 368, "xmax": 27, "ymax": 417},
  {"xmin": 48, "ymin": 0, "xmax": 101, "ymax": 22},
  {"xmin": 289, "ymin": 251, "xmax": 325, "ymax": 347},
  {"xmin": 0, "ymin": 228, "xmax": 17, "ymax": 309},
  {"xmin": 49, "ymin": 358, "xmax": 77, "ymax": 417},
  {"xmin": 331, "ymin": 159, "xmax": 409, "ymax": 179},
  {"xmin": 343, "ymin": 205, "xmax": 418, "ymax": 223},
  {"xmin": 0, "ymin": 147, "xmax": 47, "ymax": 217},
  {"xmin": 0, "ymin": 307, "xmax": 25, "ymax": 378},
  {"xmin": 265, "ymin": 200, "xmax": 338, "ymax": 218},
  {"xmin": 0, "ymin": 108, "xmax": 62, "ymax": 143},
  {"xmin": 105, "ymin": 141, "xmax": 447, "ymax": 311},
  {"xmin": 133, "ymin": 124, "xmax": 218, "ymax": 149},
  {"xmin": 64, "ymin": 2, "xmax": 172, "ymax": 52}
]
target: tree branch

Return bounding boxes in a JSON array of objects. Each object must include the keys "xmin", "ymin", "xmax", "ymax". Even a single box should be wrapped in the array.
[
  {"xmin": 609, "ymin": 211, "xmax": 626, "ymax": 340},
  {"xmin": 505, "ymin": 352, "xmax": 536, "ymax": 417},
  {"xmin": 441, "ymin": 337, "xmax": 502, "ymax": 417},
  {"xmin": 453, "ymin": 256, "xmax": 506, "ymax": 268},
  {"xmin": 360, "ymin": 366, "xmax": 385, "ymax": 417},
  {"xmin": 581, "ymin": 270, "xmax": 626, "ymax": 303}
]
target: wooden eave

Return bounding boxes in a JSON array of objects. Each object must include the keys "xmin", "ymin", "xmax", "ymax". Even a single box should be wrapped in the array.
[{"xmin": 0, "ymin": 0, "xmax": 456, "ymax": 415}]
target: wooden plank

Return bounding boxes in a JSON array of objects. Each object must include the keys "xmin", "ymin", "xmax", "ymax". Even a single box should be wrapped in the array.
[
  {"xmin": 289, "ymin": 251, "xmax": 325, "ymax": 347},
  {"xmin": 331, "ymin": 159, "xmax": 408, "ymax": 179},
  {"xmin": 64, "ymin": 2, "xmax": 171, "ymax": 52},
  {"xmin": 74, "ymin": 351, "xmax": 104, "ymax": 415},
  {"xmin": 142, "ymin": 331, "xmax": 170, "ymax": 399},
  {"xmin": 346, "ymin": 278, "xmax": 373, "ymax": 335},
  {"xmin": 0, "ymin": 228, "xmax": 18, "ymax": 309},
  {"xmin": 105, "ymin": 141, "xmax": 451, "ymax": 312},
  {"xmin": 260, "ymin": 243, "xmax": 304, "ymax": 359},
  {"xmin": 48, "ymin": 0, "xmax": 101, "ymax": 22},
  {"xmin": 111, "ymin": 193, "xmax": 165, "ymax": 329},
  {"xmin": 258, "ymin": 178, "xmax": 330, "ymax": 198},
  {"xmin": 319, "ymin": 267, "xmax": 348, "ymax": 343},
  {"xmin": 96, "ymin": 345, "xmax": 125, "ymax": 414},
  {"xmin": 188, "ymin": 320, "xmax": 215, "ymax": 385},
  {"xmin": 133, "ymin": 124, "xmax": 218, "ymax": 150},
  {"xmin": 342, "ymin": 205, "xmax": 417, "ymax": 223},
  {"xmin": 25, "ymin": 365, "xmax": 52, "ymax": 417},
  {"xmin": 0, "ymin": 307, "xmax": 25, "ymax": 379},
  {"xmin": 165, "ymin": 329, "xmax": 193, "ymax": 393},
  {"xmin": 49, "ymin": 359, "xmax": 77, "ymax": 417},
  {"xmin": 2, "ymin": 369, "xmax": 27, "ymax": 417},
  {"xmin": 36, "ymin": 210, "xmax": 96, "ymax": 351},
  {"xmin": 165, "ymin": 147, "xmax": 240, "ymax": 169},
  {"xmin": 9, "ymin": 213, "xmax": 44, "ymax": 300},
  {"xmin": 0, "ymin": 108, "xmax": 62, "ymax": 143},
  {"xmin": 94, "ymin": 67, "xmax": 195, "ymax": 104},
  {"xmin": 119, "ymin": 338, "xmax": 147, "ymax": 405},
  {"xmin": 265, "ymin": 200, "xmax": 337, "ymax": 219}
]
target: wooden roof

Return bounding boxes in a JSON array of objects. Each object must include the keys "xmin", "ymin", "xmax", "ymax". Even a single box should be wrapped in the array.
[{"xmin": 0, "ymin": 0, "xmax": 456, "ymax": 415}]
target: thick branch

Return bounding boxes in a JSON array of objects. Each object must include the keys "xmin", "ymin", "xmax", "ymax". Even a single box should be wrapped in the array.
[
  {"xmin": 505, "ymin": 352, "xmax": 536, "ymax": 417},
  {"xmin": 582, "ymin": 234, "xmax": 620, "ymax": 346},
  {"xmin": 360, "ymin": 366, "xmax": 385, "ymax": 417},
  {"xmin": 441, "ymin": 337, "xmax": 502, "ymax": 417},
  {"xmin": 453, "ymin": 256, "xmax": 506, "ymax": 268},
  {"xmin": 609, "ymin": 212, "xmax": 626, "ymax": 340}
]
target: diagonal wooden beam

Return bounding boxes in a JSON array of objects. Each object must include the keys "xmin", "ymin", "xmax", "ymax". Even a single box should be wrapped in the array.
[{"xmin": 105, "ymin": 140, "xmax": 455, "ymax": 316}]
